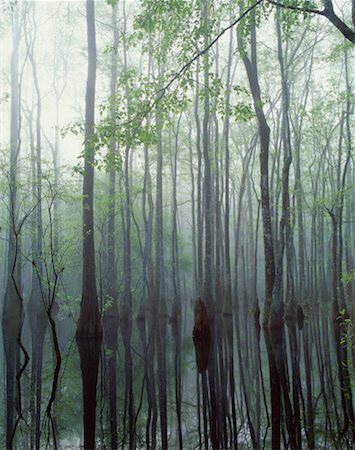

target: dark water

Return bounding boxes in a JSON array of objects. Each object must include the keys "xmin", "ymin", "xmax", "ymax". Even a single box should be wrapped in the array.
[{"xmin": 1, "ymin": 307, "xmax": 354, "ymax": 449}]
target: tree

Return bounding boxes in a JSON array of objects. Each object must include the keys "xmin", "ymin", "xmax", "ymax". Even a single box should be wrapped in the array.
[
  {"xmin": 102, "ymin": 3, "xmax": 119, "ymax": 449},
  {"xmin": 267, "ymin": 0, "xmax": 355, "ymax": 44},
  {"xmin": 1, "ymin": 5, "xmax": 24, "ymax": 448},
  {"xmin": 76, "ymin": 1, "xmax": 102, "ymax": 449},
  {"xmin": 0, "ymin": 0, "xmax": 354, "ymax": 448}
]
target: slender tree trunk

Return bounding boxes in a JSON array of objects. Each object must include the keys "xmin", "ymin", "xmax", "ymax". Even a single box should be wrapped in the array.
[
  {"xmin": 194, "ymin": 57, "xmax": 203, "ymax": 295},
  {"xmin": 2, "ymin": 7, "xmax": 24, "ymax": 448},
  {"xmin": 24, "ymin": 6, "xmax": 48, "ymax": 446},
  {"xmin": 223, "ymin": 3, "xmax": 235, "ymax": 316},
  {"xmin": 238, "ymin": 9, "xmax": 280, "ymax": 448},
  {"xmin": 103, "ymin": 4, "xmax": 119, "ymax": 449},
  {"xmin": 76, "ymin": 2, "xmax": 102, "ymax": 449},
  {"xmin": 142, "ymin": 49, "xmax": 157, "ymax": 450},
  {"xmin": 275, "ymin": 13, "xmax": 302, "ymax": 449},
  {"xmin": 154, "ymin": 60, "xmax": 168, "ymax": 448},
  {"xmin": 120, "ymin": 3, "xmax": 136, "ymax": 446},
  {"xmin": 202, "ymin": 0, "xmax": 212, "ymax": 309}
]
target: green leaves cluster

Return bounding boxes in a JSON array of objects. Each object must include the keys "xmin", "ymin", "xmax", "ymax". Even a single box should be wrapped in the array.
[
  {"xmin": 342, "ymin": 270, "xmax": 355, "ymax": 285},
  {"xmin": 133, "ymin": 0, "xmax": 193, "ymax": 62},
  {"xmin": 106, "ymin": 0, "xmax": 118, "ymax": 7},
  {"xmin": 203, "ymin": 76, "xmax": 255, "ymax": 122},
  {"xmin": 276, "ymin": 0, "xmax": 318, "ymax": 39}
]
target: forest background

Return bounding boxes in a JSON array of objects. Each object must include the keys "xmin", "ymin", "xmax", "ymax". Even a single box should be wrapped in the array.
[{"xmin": 0, "ymin": 0, "xmax": 354, "ymax": 449}]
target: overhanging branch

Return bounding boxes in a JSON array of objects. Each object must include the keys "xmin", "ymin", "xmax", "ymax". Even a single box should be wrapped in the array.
[
  {"xmin": 267, "ymin": 0, "xmax": 355, "ymax": 43},
  {"xmin": 158, "ymin": 0, "xmax": 264, "ymax": 97}
]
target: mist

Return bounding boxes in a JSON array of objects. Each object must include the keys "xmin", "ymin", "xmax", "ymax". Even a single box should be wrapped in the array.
[{"xmin": 0, "ymin": 1, "xmax": 354, "ymax": 449}]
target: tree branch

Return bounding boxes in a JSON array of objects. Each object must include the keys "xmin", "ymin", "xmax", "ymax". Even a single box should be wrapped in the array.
[
  {"xmin": 267, "ymin": 0, "xmax": 324, "ymax": 15},
  {"xmin": 158, "ymin": 0, "xmax": 264, "ymax": 96},
  {"xmin": 267, "ymin": 0, "xmax": 355, "ymax": 44},
  {"xmin": 322, "ymin": 2, "xmax": 355, "ymax": 43}
]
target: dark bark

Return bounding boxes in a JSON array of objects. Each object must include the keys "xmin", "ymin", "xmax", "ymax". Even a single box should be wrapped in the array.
[
  {"xmin": 76, "ymin": 2, "xmax": 102, "ymax": 449},
  {"xmin": 238, "ymin": 8, "xmax": 279, "ymax": 448},
  {"xmin": 237, "ymin": 12, "xmax": 275, "ymax": 316},
  {"xmin": 193, "ymin": 298, "xmax": 211, "ymax": 374},
  {"xmin": 267, "ymin": 0, "xmax": 355, "ymax": 43},
  {"xmin": 171, "ymin": 302, "xmax": 183, "ymax": 449},
  {"xmin": 24, "ymin": 6, "xmax": 48, "ymax": 446},
  {"xmin": 275, "ymin": 13, "xmax": 301, "ymax": 449},
  {"xmin": 77, "ymin": 0, "xmax": 101, "ymax": 339},
  {"xmin": 2, "ymin": 7, "xmax": 23, "ymax": 448}
]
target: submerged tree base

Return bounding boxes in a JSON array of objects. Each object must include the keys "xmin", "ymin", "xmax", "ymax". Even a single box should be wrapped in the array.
[{"xmin": 76, "ymin": 335, "xmax": 102, "ymax": 450}]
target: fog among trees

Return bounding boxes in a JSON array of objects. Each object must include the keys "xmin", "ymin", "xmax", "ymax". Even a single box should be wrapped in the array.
[{"xmin": 0, "ymin": 0, "xmax": 354, "ymax": 449}]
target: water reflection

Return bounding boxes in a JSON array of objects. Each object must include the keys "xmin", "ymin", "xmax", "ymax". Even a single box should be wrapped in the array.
[{"xmin": 1, "ymin": 302, "xmax": 354, "ymax": 450}]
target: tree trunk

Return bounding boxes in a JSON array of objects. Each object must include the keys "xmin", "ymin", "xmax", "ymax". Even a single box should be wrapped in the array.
[
  {"xmin": 76, "ymin": 2, "xmax": 102, "ymax": 449},
  {"xmin": 103, "ymin": 4, "xmax": 119, "ymax": 449},
  {"xmin": 238, "ymin": 9, "xmax": 279, "ymax": 447},
  {"xmin": 2, "ymin": 7, "xmax": 23, "ymax": 448}
]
